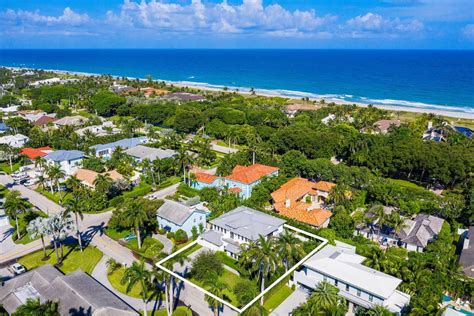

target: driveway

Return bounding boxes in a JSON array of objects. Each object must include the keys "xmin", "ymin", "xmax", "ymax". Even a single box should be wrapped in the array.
[
  {"xmin": 270, "ymin": 288, "xmax": 308, "ymax": 316},
  {"xmin": 153, "ymin": 234, "xmax": 173, "ymax": 254},
  {"xmin": 0, "ymin": 175, "xmax": 63, "ymax": 215}
]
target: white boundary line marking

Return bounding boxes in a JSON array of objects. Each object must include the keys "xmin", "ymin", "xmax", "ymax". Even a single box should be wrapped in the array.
[{"xmin": 156, "ymin": 224, "xmax": 328, "ymax": 314}]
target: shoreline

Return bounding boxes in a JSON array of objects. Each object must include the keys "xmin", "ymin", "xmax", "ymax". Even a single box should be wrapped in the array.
[{"xmin": 5, "ymin": 65, "xmax": 474, "ymax": 120}]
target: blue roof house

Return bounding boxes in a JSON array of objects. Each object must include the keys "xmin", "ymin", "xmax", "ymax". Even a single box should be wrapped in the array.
[
  {"xmin": 44, "ymin": 150, "xmax": 84, "ymax": 176},
  {"xmin": 0, "ymin": 122, "xmax": 9, "ymax": 134},
  {"xmin": 90, "ymin": 137, "xmax": 147, "ymax": 159}
]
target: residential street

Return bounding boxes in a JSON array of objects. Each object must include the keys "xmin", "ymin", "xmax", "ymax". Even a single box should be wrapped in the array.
[{"xmin": 146, "ymin": 182, "xmax": 179, "ymax": 200}]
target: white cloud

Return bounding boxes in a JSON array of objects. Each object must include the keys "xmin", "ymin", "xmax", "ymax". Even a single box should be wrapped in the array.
[
  {"xmin": 346, "ymin": 12, "xmax": 423, "ymax": 36},
  {"xmin": 2, "ymin": 7, "xmax": 89, "ymax": 26},
  {"xmin": 462, "ymin": 24, "xmax": 474, "ymax": 40}
]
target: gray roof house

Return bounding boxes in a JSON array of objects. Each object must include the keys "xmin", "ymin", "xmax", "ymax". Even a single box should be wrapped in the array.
[
  {"xmin": 44, "ymin": 150, "xmax": 84, "ymax": 162},
  {"xmin": 125, "ymin": 145, "xmax": 176, "ymax": 162},
  {"xmin": 157, "ymin": 199, "xmax": 207, "ymax": 236},
  {"xmin": 294, "ymin": 241, "xmax": 410, "ymax": 314},
  {"xmin": 199, "ymin": 206, "xmax": 285, "ymax": 258},
  {"xmin": 397, "ymin": 213, "xmax": 444, "ymax": 251},
  {"xmin": 460, "ymin": 227, "xmax": 474, "ymax": 278},
  {"xmin": 91, "ymin": 137, "xmax": 147, "ymax": 159},
  {"xmin": 0, "ymin": 265, "xmax": 137, "ymax": 315}
]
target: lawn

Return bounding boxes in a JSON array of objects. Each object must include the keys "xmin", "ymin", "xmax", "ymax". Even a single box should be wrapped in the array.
[
  {"xmin": 263, "ymin": 285, "xmax": 293, "ymax": 312},
  {"xmin": 145, "ymin": 306, "xmax": 192, "ymax": 316},
  {"xmin": 388, "ymin": 178, "xmax": 425, "ymax": 190},
  {"xmin": 19, "ymin": 244, "xmax": 103, "ymax": 275},
  {"xmin": 0, "ymin": 161, "xmax": 21, "ymax": 174},
  {"xmin": 180, "ymin": 243, "xmax": 202, "ymax": 257},
  {"xmin": 156, "ymin": 176, "xmax": 181, "ymax": 190},
  {"xmin": 191, "ymin": 270, "xmax": 240, "ymax": 306},
  {"xmin": 215, "ymin": 140, "xmax": 246, "ymax": 150},
  {"xmin": 105, "ymin": 227, "xmax": 163, "ymax": 260},
  {"xmin": 9, "ymin": 210, "xmax": 48, "ymax": 245},
  {"xmin": 108, "ymin": 267, "xmax": 150, "ymax": 299},
  {"xmin": 36, "ymin": 188, "xmax": 72, "ymax": 204}
]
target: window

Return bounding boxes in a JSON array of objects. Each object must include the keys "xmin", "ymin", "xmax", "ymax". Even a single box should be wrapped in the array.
[
  {"xmin": 345, "ymin": 284, "xmax": 349, "ymax": 291},
  {"xmin": 357, "ymin": 289, "xmax": 361, "ymax": 297},
  {"xmin": 369, "ymin": 295, "xmax": 373, "ymax": 302},
  {"xmin": 335, "ymin": 280, "xmax": 338, "ymax": 286},
  {"xmin": 323, "ymin": 276, "xmax": 327, "ymax": 282}
]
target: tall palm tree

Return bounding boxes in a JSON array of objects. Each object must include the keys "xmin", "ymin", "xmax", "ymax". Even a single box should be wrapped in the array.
[
  {"xmin": 273, "ymin": 231, "xmax": 305, "ymax": 272},
  {"xmin": 65, "ymin": 198, "xmax": 84, "ymax": 252},
  {"xmin": 47, "ymin": 165, "xmax": 65, "ymax": 193},
  {"xmin": 367, "ymin": 305, "xmax": 394, "ymax": 316},
  {"xmin": 65, "ymin": 175, "xmax": 81, "ymax": 192},
  {"xmin": 4, "ymin": 190, "xmax": 29, "ymax": 240},
  {"xmin": 121, "ymin": 261, "xmax": 152, "ymax": 316},
  {"xmin": 12, "ymin": 298, "xmax": 60, "ymax": 316},
  {"xmin": 121, "ymin": 200, "xmax": 149, "ymax": 249},
  {"xmin": 93, "ymin": 173, "xmax": 113, "ymax": 195},
  {"xmin": 204, "ymin": 276, "xmax": 225, "ymax": 316},
  {"xmin": 141, "ymin": 158, "xmax": 156, "ymax": 188},
  {"xmin": 0, "ymin": 143, "xmax": 18, "ymax": 172},
  {"xmin": 47, "ymin": 211, "xmax": 74, "ymax": 264},
  {"xmin": 240, "ymin": 236, "xmax": 279, "ymax": 306},
  {"xmin": 27, "ymin": 217, "xmax": 49, "ymax": 258},
  {"xmin": 310, "ymin": 281, "xmax": 340, "ymax": 311},
  {"xmin": 174, "ymin": 147, "xmax": 192, "ymax": 184}
]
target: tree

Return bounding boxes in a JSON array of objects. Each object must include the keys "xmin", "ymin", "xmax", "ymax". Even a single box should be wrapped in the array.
[
  {"xmin": 0, "ymin": 143, "xmax": 18, "ymax": 172},
  {"xmin": 47, "ymin": 164, "xmax": 65, "ymax": 193},
  {"xmin": 240, "ymin": 236, "xmax": 278, "ymax": 306},
  {"xmin": 121, "ymin": 261, "xmax": 152, "ymax": 316},
  {"xmin": 293, "ymin": 281, "xmax": 347, "ymax": 315},
  {"xmin": 233, "ymin": 279, "xmax": 258, "ymax": 306},
  {"xmin": 367, "ymin": 305, "xmax": 394, "ymax": 316},
  {"xmin": 121, "ymin": 199, "xmax": 149, "ymax": 249},
  {"xmin": 65, "ymin": 198, "xmax": 84, "ymax": 252},
  {"xmin": 93, "ymin": 173, "xmax": 113, "ymax": 195},
  {"xmin": 204, "ymin": 275, "xmax": 225, "ymax": 316},
  {"xmin": 273, "ymin": 230, "xmax": 305, "ymax": 272},
  {"xmin": 12, "ymin": 298, "xmax": 60, "ymax": 316},
  {"xmin": 27, "ymin": 217, "xmax": 49, "ymax": 258},
  {"xmin": 174, "ymin": 146, "xmax": 192, "ymax": 184},
  {"xmin": 4, "ymin": 190, "xmax": 29, "ymax": 240},
  {"xmin": 47, "ymin": 211, "xmax": 74, "ymax": 264},
  {"xmin": 191, "ymin": 251, "xmax": 223, "ymax": 282}
]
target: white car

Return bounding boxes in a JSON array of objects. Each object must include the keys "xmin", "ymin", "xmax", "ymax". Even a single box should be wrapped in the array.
[{"xmin": 8, "ymin": 263, "xmax": 26, "ymax": 275}]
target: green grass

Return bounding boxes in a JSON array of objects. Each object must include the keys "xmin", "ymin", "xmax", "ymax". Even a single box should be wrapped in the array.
[
  {"xmin": 145, "ymin": 306, "xmax": 192, "ymax": 316},
  {"xmin": 263, "ymin": 285, "xmax": 293, "ymax": 312},
  {"xmin": 191, "ymin": 270, "xmax": 240, "ymax": 306},
  {"xmin": 19, "ymin": 244, "xmax": 103, "ymax": 275},
  {"xmin": 388, "ymin": 178, "xmax": 425, "ymax": 190},
  {"xmin": 0, "ymin": 161, "xmax": 21, "ymax": 174},
  {"xmin": 36, "ymin": 188, "xmax": 72, "ymax": 204},
  {"xmin": 216, "ymin": 140, "xmax": 246, "ymax": 150},
  {"xmin": 105, "ymin": 227, "xmax": 132, "ymax": 240},
  {"xmin": 108, "ymin": 267, "xmax": 150, "ymax": 299},
  {"xmin": 216, "ymin": 251, "xmax": 246, "ymax": 276},
  {"xmin": 156, "ymin": 176, "xmax": 181, "ymax": 190},
  {"xmin": 127, "ymin": 237, "xmax": 164, "ymax": 259},
  {"xmin": 180, "ymin": 243, "xmax": 202, "ymax": 257}
]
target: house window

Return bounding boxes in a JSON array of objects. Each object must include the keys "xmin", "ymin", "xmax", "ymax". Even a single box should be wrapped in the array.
[
  {"xmin": 345, "ymin": 284, "xmax": 349, "ymax": 291},
  {"xmin": 357, "ymin": 289, "xmax": 361, "ymax": 297},
  {"xmin": 335, "ymin": 280, "xmax": 338, "ymax": 286},
  {"xmin": 369, "ymin": 295, "xmax": 373, "ymax": 302}
]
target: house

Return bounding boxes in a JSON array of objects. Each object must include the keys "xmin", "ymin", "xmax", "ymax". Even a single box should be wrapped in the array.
[
  {"xmin": 0, "ymin": 122, "xmax": 9, "ymax": 134},
  {"xmin": 271, "ymin": 177, "xmax": 333, "ymax": 228},
  {"xmin": 0, "ymin": 105, "xmax": 19, "ymax": 114},
  {"xmin": 30, "ymin": 78, "xmax": 79, "ymax": 87},
  {"xmin": 355, "ymin": 212, "xmax": 444, "ymax": 252},
  {"xmin": 293, "ymin": 241, "xmax": 411, "ymax": 315},
  {"xmin": 199, "ymin": 206, "xmax": 286, "ymax": 259},
  {"xmin": 74, "ymin": 168, "xmax": 124, "ymax": 189},
  {"xmin": 0, "ymin": 134, "xmax": 29, "ymax": 148},
  {"xmin": 20, "ymin": 146, "xmax": 53, "ymax": 160},
  {"xmin": 165, "ymin": 92, "xmax": 205, "ymax": 102},
  {"xmin": 460, "ymin": 227, "xmax": 474, "ymax": 278},
  {"xmin": 0, "ymin": 265, "xmax": 136, "ymax": 315},
  {"xmin": 156, "ymin": 199, "xmax": 207, "ymax": 236},
  {"xmin": 362, "ymin": 119, "xmax": 401, "ymax": 134},
  {"xmin": 18, "ymin": 110, "xmax": 48, "ymax": 122},
  {"xmin": 32, "ymin": 115, "xmax": 58, "ymax": 126},
  {"xmin": 284, "ymin": 104, "xmax": 319, "ymax": 118},
  {"xmin": 54, "ymin": 115, "xmax": 86, "ymax": 128},
  {"xmin": 76, "ymin": 122, "xmax": 120, "ymax": 137},
  {"xmin": 90, "ymin": 137, "xmax": 147, "ymax": 159},
  {"xmin": 109, "ymin": 82, "xmax": 137, "ymax": 94},
  {"xmin": 321, "ymin": 114, "xmax": 336, "ymax": 125},
  {"xmin": 44, "ymin": 150, "xmax": 84, "ymax": 175},
  {"xmin": 140, "ymin": 87, "xmax": 169, "ymax": 97},
  {"xmin": 192, "ymin": 164, "xmax": 279, "ymax": 199},
  {"xmin": 125, "ymin": 145, "xmax": 176, "ymax": 163}
]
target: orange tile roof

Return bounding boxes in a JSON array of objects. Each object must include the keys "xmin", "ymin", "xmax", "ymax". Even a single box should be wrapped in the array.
[
  {"xmin": 271, "ymin": 177, "xmax": 317, "ymax": 204},
  {"xmin": 195, "ymin": 172, "xmax": 218, "ymax": 184},
  {"xmin": 141, "ymin": 87, "xmax": 169, "ymax": 95},
  {"xmin": 75, "ymin": 169, "xmax": 124, "ymax": 187},
  {"xmin": 275, "ymin": 202, "xmax": 332, "ymax": 227},
  {"xmin": 20, "ymin": 147, "xmax": 52, "ymax": 159},
  {"xmin": 314, "ymin": 181, "xmax": 336, "ymax": 192},
  {"xmin": 225, "ymin": 164, "xmax": 279, "ymax": 184}
]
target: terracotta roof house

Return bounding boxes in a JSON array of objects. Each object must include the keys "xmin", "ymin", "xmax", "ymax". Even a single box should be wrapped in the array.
[
  {"xmin": 20, "ymin": 146, "xmax": 53, "ymax": 160},
  {"xmin": 75, "ymin": 168, "xmax": 124, "ymax": 189},
  {"xmin": 140, "ymin": 87, "xmax": 169, "ymax": 97},
  {"xmin": 285, "ymin": 104, "xmax": 319, "ymax": 118},
  {"xmin": 271, "ymin": 177, "xmax": 333, "ymax": 228},
  {"xmin": 191, "ymin": 164, "xmax": 279, "ymax": 199}
]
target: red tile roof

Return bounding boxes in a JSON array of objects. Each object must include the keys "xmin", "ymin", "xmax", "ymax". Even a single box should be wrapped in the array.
[
  {"xmin": 195, "ymin": 172, "xmax": 218, "ymax": 184},
  {"xmin": 20, "ymin": 147, "xmax": 52, "ymax": 159},
  {"xmin": 225, "ymin": 164, "xmax": 279, "ymax": 184},
  {"xmin": 314, "ymin": 181, "xmax": 336, "ymax": 192}
]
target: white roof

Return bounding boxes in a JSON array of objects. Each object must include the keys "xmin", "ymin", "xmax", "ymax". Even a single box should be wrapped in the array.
[
  {"xmin": 0, "ymin": 134, "xmax": 29, "ymax": 148},
  {"xmin": 304, "ymin": 244, "xmax": 402, "ymax": 299}
]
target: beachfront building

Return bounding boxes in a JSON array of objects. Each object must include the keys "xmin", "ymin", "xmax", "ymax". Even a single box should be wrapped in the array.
[
  {"xmin": 284, "ymin": 103, "xmax": 319, "ymax": 118},
  {"xmin": 361, "ymin": 119, "xmax": 401, "ymax": 134},
  {"xmin": 192, "ymin": 164, "xmax": 279, "ymax": 199},
  {"xmin": 90, "ymin": 137, "xmax": 147, "ymax": 159},
  {"xmin": 294, "ymin": 241, "xmax": 411, "ymax": 315},
  {"xmin": 0, "ymin": 134, "xmax": 29, "ymax": 148},
  {"xmin": 74, "ymin": 168, "xmax": 124, "ymax": 189},
  {"xmin": 199, "ymin": 206, "xmax": 285, "ymax": 259},
  {"xmin": 44, "ymin": 150, "xmax": 84, "ymax": 175},
  {"xmin": 355, "ymin": 212, "xmax": 444, "ymax": 252},
  {"xmin": 124, "ymin": 145, "xmax": 176, "ymax": 163},
  {"xmin": 271, "ymin": 177, "xmax": 333, "ymax": 228},
  {"xmin": 156, "ymin": 199, "xmax": 207, "ymax": 236},
  {"xmin": 0, "ymin": 265, "xmax": 136, "ymax": 315}
]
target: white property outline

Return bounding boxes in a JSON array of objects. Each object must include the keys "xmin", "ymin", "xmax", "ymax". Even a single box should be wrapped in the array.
[{"xmin": 156, "ymin": 224, "xmax": 328, "ymax": 314}]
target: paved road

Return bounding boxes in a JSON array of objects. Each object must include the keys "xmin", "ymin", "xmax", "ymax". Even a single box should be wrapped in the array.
[
  {"xmin": 153, "ymin": 234, "xmax": 173, "ymax": 254},
  {"xmin": 270, "ymin": 288, "xmax": 307, "ymax": 316},
  {"xmin": 146, "ymin": 183, "xmax": 179, "ymax": 200},
  {"xmin": 211, "ymin": 143, "xmax": 239, "ymax": 154},
  {"xmin": 0, "ymin": 175, "xmax": 63, "ymax": 215}
]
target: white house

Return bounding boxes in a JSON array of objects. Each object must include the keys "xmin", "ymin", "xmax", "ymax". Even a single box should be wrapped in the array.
[
  {"xmin": 90, "ymin": 137, "xmax": 147, "ymax": 160},
  {"xmin": 294, "ymin": 241, "xmax": 411, "ymax": 315},
  {"xmin": 156, "ymin": 199, "xmax": 207, "ymax": 237},
  {"xmin": 199, "ymin": 206, "xmax": 286, "ymax": 259},
  {"xmin": 44, "ymin": 150, "xmax": 84, "ymax": 175},
  {"xmin": 125, "ymin": 145, "xmax": 176, "ymax": 163},
  {"xmin": 0, "ymin": 134, "xmax": 29, "ymax": 148}
]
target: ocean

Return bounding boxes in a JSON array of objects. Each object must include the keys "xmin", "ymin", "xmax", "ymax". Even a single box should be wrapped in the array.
[{"xmin": 0, "ymin": 49, "xmax": 473, "ymax": 114}]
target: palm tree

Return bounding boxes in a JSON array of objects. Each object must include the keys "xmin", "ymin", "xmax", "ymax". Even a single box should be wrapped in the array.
[
  {"xmin": 37, "ymin": 174, "xmax": 47, "ymax": 190},
  {"xmin": 65, "ymin": 175, "xmax": 81, "ymax": 192},
  {"xmin": 121, "ymin": 261, "xmax": 152, "ymax": 316},
  {"xmin": 93, "ymin": 173, "xmax": 113, "ymax": 195},
  {"xmin": 27, "ymin": 217, "xmax": 49, "ymax": 258},
  {"xmin": 240, "ymin": 236, "xmax": 278, "ymax": 306},
  {"xmin": 141, "ymin": 158, "xmax": 156, "ymax": 188},
  {"xmin": 204, "ymin": 276, "xmax": 225, "ymax": 316},
  {"xmin": 367, "ymin": 305, "xmax": 394, "ymax": 316},
  {"xmin": 12, "ymin": 298, "xmax": 60, "ymax": 316},
  {"xmin": 121, "ymin": 200, "xmax": 149, "ymax": 249},
  {"xmin": 273, "ymin": 231, "xmax": 305, "ymax": 272},
  {"xmin": 47, "ymin": 211, "xmax": 74, "ymax": 264},
  {"xmin": 47, "ymin": 165, "xmax": 65, "ymax": 193},
  {"xmin": 174, "ymin": 147, "xmax": 192, "ymax": 184},
  {"xmin": 310, "ymin": 281, "xmax": 340, "ymax": 311},
  {"xmin": 0, "ymin": 143, "xmax": 18, "ymax": 172},
  {"xmin": 4, "ymin": 190, "xmax": 29, "ymax": 239},
  {"xmin": 65, "ymin": 198, "xmax": 84, "ymax": 251}
]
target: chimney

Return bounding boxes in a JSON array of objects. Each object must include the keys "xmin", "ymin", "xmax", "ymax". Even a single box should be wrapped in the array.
[
  {"xmin": 285, "ymin": 199, "xmax": 291, "ymax": 208},
  {"xmin": 428, "ymin": 121, "xmax": 433, "ymax": 129}
]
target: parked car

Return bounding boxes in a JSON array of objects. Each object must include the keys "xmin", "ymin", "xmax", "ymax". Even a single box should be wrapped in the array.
[
  {"xmin": 24, "ymin": 179, "xmax": 38, "ymax": 186},
  {"xmin": 8, "ymin": 263, "xmax": 26, "ymax": 275},
  {"xmin": 123, "ymin": 234, "xmax": 137, "ymax": 241}
]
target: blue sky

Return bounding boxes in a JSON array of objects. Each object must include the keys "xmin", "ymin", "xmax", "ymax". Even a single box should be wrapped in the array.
[{"xmin": 1, "ymin": 0, "xmax": 473, "ymax": 49}]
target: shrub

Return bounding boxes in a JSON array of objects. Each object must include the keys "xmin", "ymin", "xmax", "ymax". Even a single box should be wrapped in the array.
[
  {"xmin": 166, "ymin": 232, "xmax": 175, "ymax": 239},
  {"xmin": 191, "ymin": 251, "xmax": 223, "ymax": 282},
  {"xmin": 233, "ymin": 279, "xmax": 257, "ymax": 305},
  {"xmin": 158, "ymin": 228, "xmax": 167, "ymax": 234},
  {"xmin": 174, "ymin": 229, "xmax": 188, "ymax": 244}
]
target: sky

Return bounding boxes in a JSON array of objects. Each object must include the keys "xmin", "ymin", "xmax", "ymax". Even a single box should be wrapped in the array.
[{"xmin": 1, "ymin": 0, "xmax": 473, "ymax": 49}]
